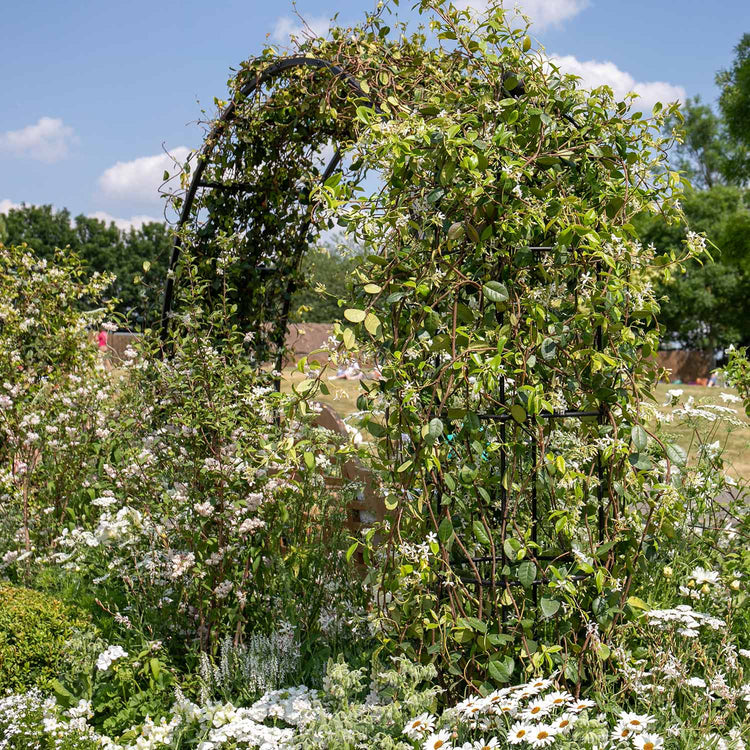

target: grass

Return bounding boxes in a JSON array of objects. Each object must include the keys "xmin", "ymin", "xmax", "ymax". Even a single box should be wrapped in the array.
[
  {"xmin": 653, "ymin": 383, "xmax": 750, "ymax": 481},
  {"xmin": 280, "ymin": 365, "xmax": 368, "ymax": 419},
  {"xmin": 280, "ymin": 367, "xmax": 750, "ymax": 481}
]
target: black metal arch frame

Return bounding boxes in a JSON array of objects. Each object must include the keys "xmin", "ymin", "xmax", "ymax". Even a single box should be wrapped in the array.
[
  {"xmin": 160, "ymin": 56, "xmax": 371, "ymax": 352},
  {"xmin": 160, "ymin": 53, "xmax": 609, "ymax": 616}
]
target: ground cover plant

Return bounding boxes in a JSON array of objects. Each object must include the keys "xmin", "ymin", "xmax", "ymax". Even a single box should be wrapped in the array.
[{"xmin": 1, "ymin": 1, "xmax": 749, "ymax": 748}]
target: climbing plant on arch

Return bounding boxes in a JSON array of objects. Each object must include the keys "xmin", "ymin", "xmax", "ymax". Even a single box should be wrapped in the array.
[{"xmin": 164, "ymin": 0, "xmax": 701, "ymax": 690}]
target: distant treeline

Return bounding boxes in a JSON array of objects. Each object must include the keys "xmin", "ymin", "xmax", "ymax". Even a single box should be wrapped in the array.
[
  {"xmin": 0, "ymin": 204, "xmax": 359, "ymax": 327},
  {"xmin": 0, "ymin": 205, "xmax": 171, "ymax": 328}
]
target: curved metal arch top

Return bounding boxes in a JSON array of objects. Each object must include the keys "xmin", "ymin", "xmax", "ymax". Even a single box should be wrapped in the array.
[{"xmin": 160, "ymin": 56, "xmax": 372, "ymax": 342}]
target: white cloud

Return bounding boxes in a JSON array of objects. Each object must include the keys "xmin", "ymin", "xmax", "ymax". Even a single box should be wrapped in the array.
[
  {"xmin": 98, "ymin": 146, "xmax": 191, "ymax": 204},
  {"xmin": 550, "ymin": 54, "xmax": 685, "ymax": 109},
  {"xmin": 271, "ymin": 14, "xmax": 331, "ymax": 43},
  {"xmin": 0, "ymin": 117, "xmax": 77, "ymax": 163},
  {"xmin": 456, "ymin": 0, "xmax": 589, "ymax": 30},
  {"xmin": 0, "ymin": 199, "xmax": 22, "ymax": 214},
  {"xmin": 87, "ymin": 211, "xmax": 162, "ymax": 231}
]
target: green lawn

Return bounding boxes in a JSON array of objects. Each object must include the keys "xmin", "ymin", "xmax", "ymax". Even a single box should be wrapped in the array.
[
  {"xmin": 281, "ymin": 368, "xmax": 750, "ymax": 481},
  {"xmin": 281, "ymin": 365, "xmax": 365, "ymax": 419},
  {"xmin": 653, "ymin": 383, "xmax": 750, "ymax": 481}
]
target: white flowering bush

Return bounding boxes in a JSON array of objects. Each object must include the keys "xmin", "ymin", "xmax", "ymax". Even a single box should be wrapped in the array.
[
  {"xmin": 0, "ymin": 243, "xmax": 116, "ymax": 577},
  {"xmin": 49, "ymin": 253, "xmax": 370, "ymax": 670}
]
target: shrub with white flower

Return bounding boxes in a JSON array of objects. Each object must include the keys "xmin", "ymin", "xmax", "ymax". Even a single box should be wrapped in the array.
[
  {"xmin": 0, "ymin": 242, "xmax": 116, "ymax": 577},
  {"xmin": 52, "ymin": 253, "xmax": 370, "ymax": 663}
]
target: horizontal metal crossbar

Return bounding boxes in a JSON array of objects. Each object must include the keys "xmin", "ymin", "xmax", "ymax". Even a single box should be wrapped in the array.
[
  {"xmin": 465, "ymin": 553, "xmax": 574, "ymax": 564},
  {"xmin": 455, "ymin": 573, "xmax": 591, "ymax": 587},
  {"xmin": 477, "ymin": 409, "xmax": 600, "ymax": 423}
]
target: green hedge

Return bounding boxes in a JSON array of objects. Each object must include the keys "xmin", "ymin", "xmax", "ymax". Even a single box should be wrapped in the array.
[{"xmin": 0, "ymin": 583, "xmax": 90, "ymax": 692}]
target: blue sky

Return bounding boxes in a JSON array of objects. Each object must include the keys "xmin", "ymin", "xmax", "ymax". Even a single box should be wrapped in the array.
[{"xmin": 1, "ymin": 0, "xmax": 748, "ymax": 229}]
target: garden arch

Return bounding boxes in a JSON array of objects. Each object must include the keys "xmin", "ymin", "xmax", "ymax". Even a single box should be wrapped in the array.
[{"xmin": 160, "ymin": 11, "xmax": 678, "ymax": 685}]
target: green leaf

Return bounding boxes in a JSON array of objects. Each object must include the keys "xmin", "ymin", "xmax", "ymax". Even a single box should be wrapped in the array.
[
  {"xmin": 540, "ymin": 598, "xmax": 560, "ymax": 618},
  {"xmin": 483, "ymin": 281, "xmax": 509, "ymax": 303},
  {"xmin": 342, "ymin": 327, "xmax": 355, "ymax": 349},
  {"xmin": 447, "ymin": 222, "xmax": 465, "ymax": 241},
  {"xmin": 346, "ymin": 541, "xmax": 359, "ymax": 563},
  {"xmin": 304, "ymin": 452, "xmax": 315, "ymax": 470},
  {"xmin": 665, "ymin": 442, "xmax": 687, "ymax": 466},
  {"xmin": 628, "ymin": 452, "xmax": 652, "ymax": 471},
  {"xmin": 366, "ymin": 421, "xmax": 386, "ymax": 438},
  {"xmin": 626, "ymin": 596, "xmax": 649, "ymax": 611},
  {"xmin": 540, "ymin": 337, "xmax": 556, "ymax": 360},
  {"xmin": 465, "ymin": 222, "xmax": 480, "ymax": 243},
  {"xmin": 364, "ymin": 283, "xmax": 381, "ymax": 294},
  {"xmin": 150, "ymin": 657, "xmax": 161, "ymax": 679},
  {"xmin": 428, "ymin": 417, "xmax": 444, "ymax": 441},
  {"xmin": 142, "ymin": 260, "xmax": 151, "ymax": 273},
  {"xmin": 397, "ymin": 459, "xmax": 413, "ymax": 473},
  {"xmin": 472, "ymin": 520, "xmax": 491, "ymax": 546},
  {"xmin": 461, "ymin": 616, "xmax": 487, "ymax": 633},
  {"xmin": 344, "ymin": 308, "xmax": 367, "ymax": 323},
  {"xmin": 631, "ymin": 425, "xmax": 648, "ymax": 452},
  {"xmin": 503, "ymin": 538, "xmax": 521, "ymax": 562},
  {"xmin": 522, "ymin": 35, "xmax": 531, "ymax": 52},
  {"xmin": 355, "ymin": 105, "xmax": 373, "ymax": 124},
  {"xmin": 364, "ymin": 312, "xmax": 381, "ymax": 335},
  {"xmin": 438, "ymin": 516, "xmax": 453, "ymax": 543},
  {"xmin": 510, "ymin": 405, "xmax": 526, "ymax": 424},
  {"xmin": 518, "ymin": 561, "xmax": 536, "ymax": 588},
  {"xmin": 487, "ymin": 656, "xmax": 515, "ymax": 682},
  {"xmin": 595, "ymin": 539, "xmax": 617, "ymax": 559}
]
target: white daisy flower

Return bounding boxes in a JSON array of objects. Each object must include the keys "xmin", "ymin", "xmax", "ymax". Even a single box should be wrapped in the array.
[
  {"xmin": 423, "ymin": 729, "xmax": 453, "ymax": 750},
  {"xmin": 544, "ymin": 690, "xmax": 574, "ymax": 708},
  {"xmin": 619, "ymin": 710, "xmax": 654, "ymax": 733},
  {"xmin": 553, "ymin": 713, "xmax": 577, "ymax": 733},
  {"xmin": 569, "ymin": 698, "xmax": 596, "ymax": 713},
  {"xmin": 611, "ymin": 720, "xmax": 634, "ymax": 742},
  {"xmin": 690, "ymin": 566, "xmax": 720, "ymax": 586},
  {"xmin": 508, "ymin": 722, "xmax": 533, "ymax": 744},
  {"xmin": 527, "ymin": 725, "xmax": 557, "ymax": 747},
  {"xmin": 633, "ymin": 734, "xmax": 664, "ymax": 750},
  {"xmin": 404, "ymin": 712, "xmax": 436, "ymax": 738},
  {"xmin": 523, "ymin": 698, "xmax": 551, "ymax": 721}
]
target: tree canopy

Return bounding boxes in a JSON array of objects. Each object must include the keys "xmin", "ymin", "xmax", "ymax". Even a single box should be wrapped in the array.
[
  {"xmin": 717, "ymin": 33, "xmax": 750, "ymax": 164},
  {"xmin": 653, "ymin": 30, "xmax": 750, "ymax": 351},
  {"xmin": 3, "ymin": 204, "xmax": 170, "ymax": 328}
]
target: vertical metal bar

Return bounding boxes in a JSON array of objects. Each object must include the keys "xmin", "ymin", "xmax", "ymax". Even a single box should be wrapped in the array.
[
  {"xmin": 531, "ymin": 434, "xmax": 538, "ymax": 608},
  {"xmin": 500, "ymin": 372, "xmax": 507, "ymax": 625},
  {"xmin": 595, "ymin": 265, "xmax": 605, "ymax": 543}
]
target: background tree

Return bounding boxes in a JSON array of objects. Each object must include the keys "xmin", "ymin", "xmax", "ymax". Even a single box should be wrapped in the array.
[
  {"xmin": 3, "ymin": 204, "xmax": 170, "ymax": 328},
  {"xmin": 666, "ymin": 97, "xmax": 736, "ymax": 189},
  {"xmin": 653, "ymin": 31, "xmax": 750, "ymax": 352},
  {"xmin": 638, "ymin": 185, "xmax": 750, "ymax": 351},
  {"xmin": 717, "ymin": 32, "xmax": 750, "ymax": 182},
  {"xmin": 290, "ymin": 240, "xmax": 360, "ymax": 323}
]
